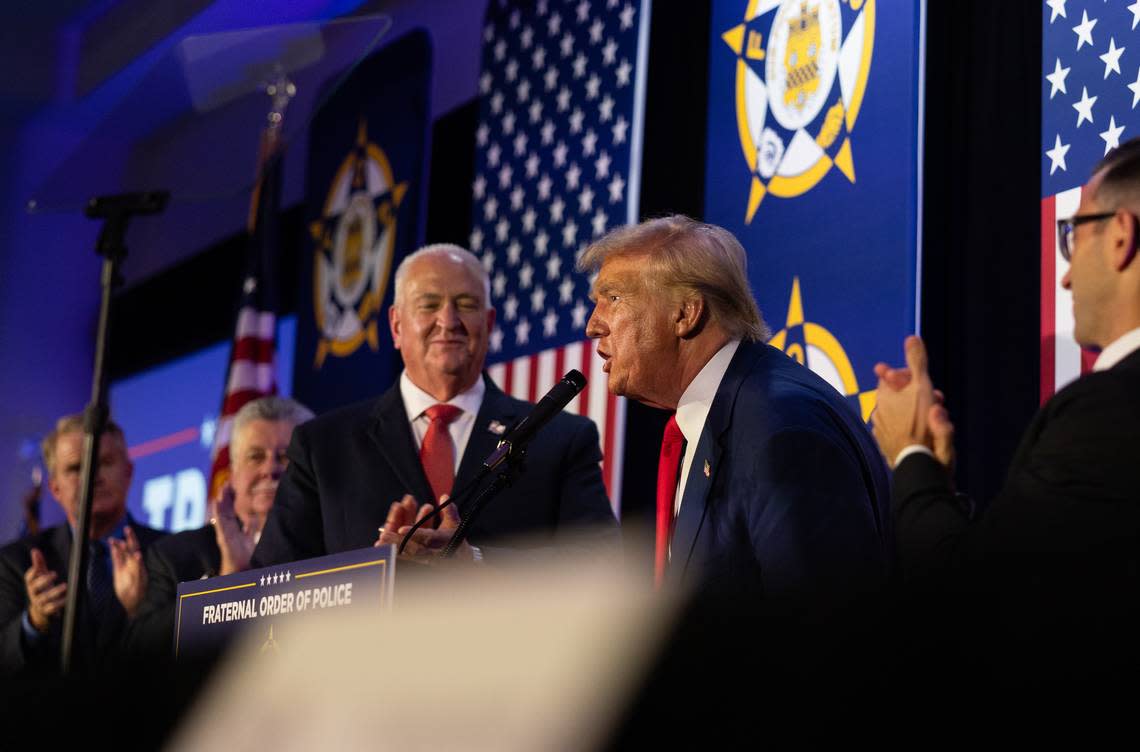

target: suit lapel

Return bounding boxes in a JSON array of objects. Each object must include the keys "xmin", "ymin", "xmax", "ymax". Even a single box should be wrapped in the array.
[
  {"xmin": 670, "ymin": 342, "xmax": 767, "ymax": 578},
  {"xmin": 454, "ymin": 377, "xmax": 524, "ymax": 512},
  {"xmin": 367, "ymin": 387, "xmax": 435, "ymax": 505}
]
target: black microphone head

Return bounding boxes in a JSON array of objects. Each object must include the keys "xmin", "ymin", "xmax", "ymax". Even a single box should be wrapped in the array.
[{"xmin": 563, "ymin": 369, "xmax": 587, "ymax": 393}]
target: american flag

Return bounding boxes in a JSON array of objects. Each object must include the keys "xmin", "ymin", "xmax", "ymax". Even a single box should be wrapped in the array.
[
  {"xmin": 471, "ymin": 0, "xmax": 649, "ymax": 513},
  {"xmin": 1041, "ymin": 0, "xmax": 1140, "ymax": 398},
  {"xmin": 207, "ymin": 125, "xmax": 284, "ymax": 498}
]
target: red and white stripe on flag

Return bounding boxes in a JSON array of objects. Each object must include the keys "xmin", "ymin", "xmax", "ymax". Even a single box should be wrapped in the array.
[
  {"xmin": 486, "ymin": 339, "xmax": 625, "ymax": 517},
  {"xmin": 1041, "ymin": 189, "xmax": 1097, "ymax": 402},
  {"xmin": 208, "ymin": 307, "xmax": 277, "ymax": 498}
]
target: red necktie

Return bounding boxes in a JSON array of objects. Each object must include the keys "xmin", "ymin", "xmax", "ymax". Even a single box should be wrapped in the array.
[
  {"xmin": 655, "ymin": 415, "xmax": 685, "ymax": 587},
  {"xmin": 420, "ymin": 404, "xmax": 463, "ymax": 503}
]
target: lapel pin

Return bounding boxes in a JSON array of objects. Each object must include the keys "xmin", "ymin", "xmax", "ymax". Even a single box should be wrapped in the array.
[
  {"xmin": 703, "ymin": 459, "xmax": 711, "ymax": 478},
  {"xmin": 487, "ymin": 420, "xmax": 507, "ymax": 435}
]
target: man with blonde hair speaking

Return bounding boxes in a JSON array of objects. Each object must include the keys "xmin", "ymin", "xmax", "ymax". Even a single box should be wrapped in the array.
[{"xmin": 581, "ymin": 215, "xmax": 892, "ymax": 610}]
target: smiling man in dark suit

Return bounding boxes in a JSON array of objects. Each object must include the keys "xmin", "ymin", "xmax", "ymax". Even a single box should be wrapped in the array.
[
  {"xmin": 580, "ymin": 216, "xmax": 893, "ymax": 612},
  {"xmin": 252, "ymin": 244, "xmax": 616, "ymax": 568}
]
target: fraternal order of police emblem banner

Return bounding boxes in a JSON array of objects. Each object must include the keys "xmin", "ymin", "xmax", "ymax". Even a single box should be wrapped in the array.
[
  {"xmin": 293, "ymin": 31, "xmax": 432, "ymax": 414},
  {"xmin": 704, "ymin": 0, "xmax": 924, "ymax": 419}
]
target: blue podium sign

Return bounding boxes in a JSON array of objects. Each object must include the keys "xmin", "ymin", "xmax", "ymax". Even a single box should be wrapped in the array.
[{"xmin": 175, "ymin": 545, "xmax": 396, "ymax": 658}]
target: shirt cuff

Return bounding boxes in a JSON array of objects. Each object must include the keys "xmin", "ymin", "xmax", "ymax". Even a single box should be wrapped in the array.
[
  {"xmin": 893, "ymin": 444, "xmax": 934, "ymax": 469},
  {"xmin": 20, "ymin": 610, "xmax": 43, "ymax": 645}
]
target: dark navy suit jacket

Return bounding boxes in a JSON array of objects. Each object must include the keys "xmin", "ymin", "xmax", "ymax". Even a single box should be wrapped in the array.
[
  {"xmin": 251, "ymin": 375, "xmax": 617, "ymax": 567},
  {"xmin": 668, "ymin": 341, "xmax": 893, "ymax": 608},
  {"xmin": 0, "ymin": 519, "xmax": 165, "ymax": 675}
]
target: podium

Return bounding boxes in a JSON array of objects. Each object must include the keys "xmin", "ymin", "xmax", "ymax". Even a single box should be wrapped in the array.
[{"xmin": 174, "ymin": 544, "xmax": 398, "ymax": 658}]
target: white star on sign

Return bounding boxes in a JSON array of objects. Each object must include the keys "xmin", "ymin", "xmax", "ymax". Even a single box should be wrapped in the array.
[
  {"xmin": 559, "ymin": 276, "xmax": 575, "ymax": 303},
  {"xmin": 538, "ymin": 174, "xmax": 553, "ymax": 201},
  {"xmin": 498, "ymin": 163, "xmax": 513, "ymax": 189},
  {"xmin": 1073, "ymin": 86, "xmax": 1097, "ymax": 127},
  {"xmin": 517, "ymin": 79, "xmax": 531, "ymax": 103},
  {"xmin": 620, "ymin": 3, "xmax": 635, "ymax": 30},
  {"xmin": 531, "ymin": 286, "xmax": 546, "ymax": 312},
  {"xmin": 514, "ymin": 131, "xmax": 528, "ymax": 157},
  {"xmin": 547, "ymin": 254, "xmax": 562, "ymax": 280},
  {"xmin": 505, "ymin": 59, "xmax": 519, "ymax": 82},
  {"xmin": 490, "ymin": 327, "xmax": 504, "ymax": 352},
  {"xmin": 470, "ymin": 227, "xmax": 484, "ymax": 251},
  {"xmin": 535, "ymin": 230, "xmax": 550, "ymax": 255},
  {"xmin": 476, "ymin": 123, "xmax": 490, "ymax": 147},
  {"xmin": 493, "ymin": 271, "xmax": 507, "ymax": 298},
  {"xmin": 508, "ymin": 240, "xmax": 522, "ymax": 265},
  {"xmin": 592, "ymin": 208, "xmax": 608, "ymax": 237},
  {"xmin": 1100, "ymin": 116, "xmax": 1125, "ymax": 154},
  {"xmin": 1045, "ymin": 134, "xmax": 1070, "ymax": 175},
  {"xmin": 1073, "ymin": 10, "xmax": 1096, "ymax": 51},
  {"xmin": 561, "ymin": 32, "xmax": 574, "ymax": 58},
  {"xmin": 496, "ymin": 217, "xmax": 510, "ymax": 242},
  {"xmin": 590, "ymin": 19, "xmax": 604, "ymax": 44},
  {"xmin": 1100, "ymin": 38, "xmax": 1125, "ymax": 78},
  {"xmin": 602, "ymin": 39, "xmax": 618, "ymax": 66},
  {"xmin": 551, "ymin": 196, "xmax": 566, "ymax": 222},
  {"xmin": 573, "ymin": 54, "xmax": 588, "ymax": 79},
  {"xmin": 541, "ymin": 119, "xmax": 556, "ymax": 144},
  {"xmin": 599, "ymin": 95, "xmax": 615, "ymax": 122},
  {"xmin": 571, "ymin": 300, "xmax": 589, "ymax": 329},
  {"xmin": 520, "ymin": 262, "xmax": 535, "ymax": 288},
  {"xmin": 1128, "ymin": 66, "xmax": 1140, "ymax": 108},
  {"xmin": 482, "ymin": 250, "xmax": 495, "ymax": 271},
  {"xmin": 577, "ymin": 0, "xmax": 590, "ymax": 23},
  {"xmin": 563, "ymin": 219, "xmax": 579, "ymax": 247},
  {"xmin": 612, "ymin": 116, "xmax": 629, "ymax": 145},
  {"xmin": 553, "ymin": 141, "xmax": 569, "ymax": 167},
  {"xmin": 525, "ymin": 152, "xmax": 540, "ymax": 178},
  {"xmin": 502, "ymin": 111, "xmax": 516, "ymax": 135},
  {"xmin": 582, "ymin": 129, "xmax": 598, "ymax": 156},
  {"xmin": 532, "ymin": 45, "xmax": 546, "ymax": 70},
  {"xmin": 608, "ymin": 173, "xmax": 625, "ymax": 203},
  {"xmin": 570, "ymin": 108, "xmax": 585, "ymax": 134},
  {"xmin": 483, "ymin": 196, "xmax": 498, "ymax": 220},
  {"xmin": 616, "ymin": 59, "xmax": 632, "ymax": 87},
  {"xmin": 545, "ymin": 67, "xmax": 559, "ymax": 91},
  {"xmin": 504, "ymin": 295, "xmax": 519, "ymax": 321},
  {"xmin": 521, "ymin": 26, "xmax": 534, "ymax": 49},
  {"xmin": 595, "ymin": 150, "xmax": 612, "ymax": 179},
  {"xmin": 515, "ymin": 318, "xmax": 531, "ymax": 346},
  {"xmin": 487, "ymin": 142, "xmax": 502, "ymax": 167},
  {"xmin": 494, "ymin": 39, "xmax": 507, "ymax": 61},
  {"xmin": 585, "ymin": 75, "xmax": 601, "ymax": 100},
  {"xmin": 510, "ymin": 185, "xmax": 525, "ymax": 210},
  {"xmin": 548, "ymin": 11, "xmax": 562, "ymax": 36},
  {"xmin": 543, "ymin": 310, "xmax": 559, "ymax": 338},
  {"xmin": 578, "ymin": 185, "xmax": 594, "ymax": 213},
  {"xmin": 522, "ymin": 206, "xmax": 537, "ymax": 233},
  {"xmin": 200, "ymin": 416, "xmax": 216, "ymax": 448},
  {"xmin": 479, "ymin": 71, "xmax": 492, "ymax": 94},
  {"xmin": 1045, "ymin": 58, "xmax": 1069, "ymax": 99},
  {"xmin": 1046, "ymin": 0, "xmax": 1066, "ymax": 24},
  {"xmin": 557, "ymin": 86, "xmax": 572, "ymax": 111},
  {"xmin": 491, "ymin": 91, "xmax": 504, "ymax": 114},
  {"xmin": 529, "ymin": 100, "xmax": 544, "ymax": 124},
  {"xmin": 1131, "ymin": 1, "xmax": 1140, "ymax": 31},
  {"xmin": 566, "ymin": 162, "xmax": 582, "ymax": 190}
]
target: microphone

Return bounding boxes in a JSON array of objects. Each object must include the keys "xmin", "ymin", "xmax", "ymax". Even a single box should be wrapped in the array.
[{"xmin": 483, "ymin": 369, "xmax": 587, "ymax": 470}]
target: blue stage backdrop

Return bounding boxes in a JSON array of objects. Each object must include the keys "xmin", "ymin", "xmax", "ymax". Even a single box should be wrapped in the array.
[
  {"xmin": 704, "ymin": 0, "xmax": 924, "ymax": 419},
  {"xmin": 292, "ymin": 30, "xmax": 432, "ymax": 415}
]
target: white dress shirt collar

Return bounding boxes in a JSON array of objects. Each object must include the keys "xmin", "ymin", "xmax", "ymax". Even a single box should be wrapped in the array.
[
  {"xmin": 400, "ymin": 371, "xmax": 485, "ymax": 424},
  {"xmin": 1093, "ymin": 326, "xmax": 1140, "ymax": 372},
  {"xmin": 672, "ymin": 340, "xmax": 740, "ymax": 518}
]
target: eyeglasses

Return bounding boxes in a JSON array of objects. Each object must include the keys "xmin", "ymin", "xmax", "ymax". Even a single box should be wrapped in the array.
[{"xmin": 1056, "ymin": 212, "xmax": 1115, "ymax": 262}]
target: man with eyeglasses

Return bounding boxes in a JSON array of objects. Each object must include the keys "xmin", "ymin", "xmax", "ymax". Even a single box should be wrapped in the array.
[{"xmin": 870, "ymin": 139, "xmax": 1140, "ymax": 683}]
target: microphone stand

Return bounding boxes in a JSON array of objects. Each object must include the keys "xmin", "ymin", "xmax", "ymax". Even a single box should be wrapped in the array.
[
  {"xmin": 439, "ymin": 445, "xmax": 527, "ymax": 559},
  {"xmin": 60, "ymin": 190, "xmax": 168, "ymax": 673}
]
